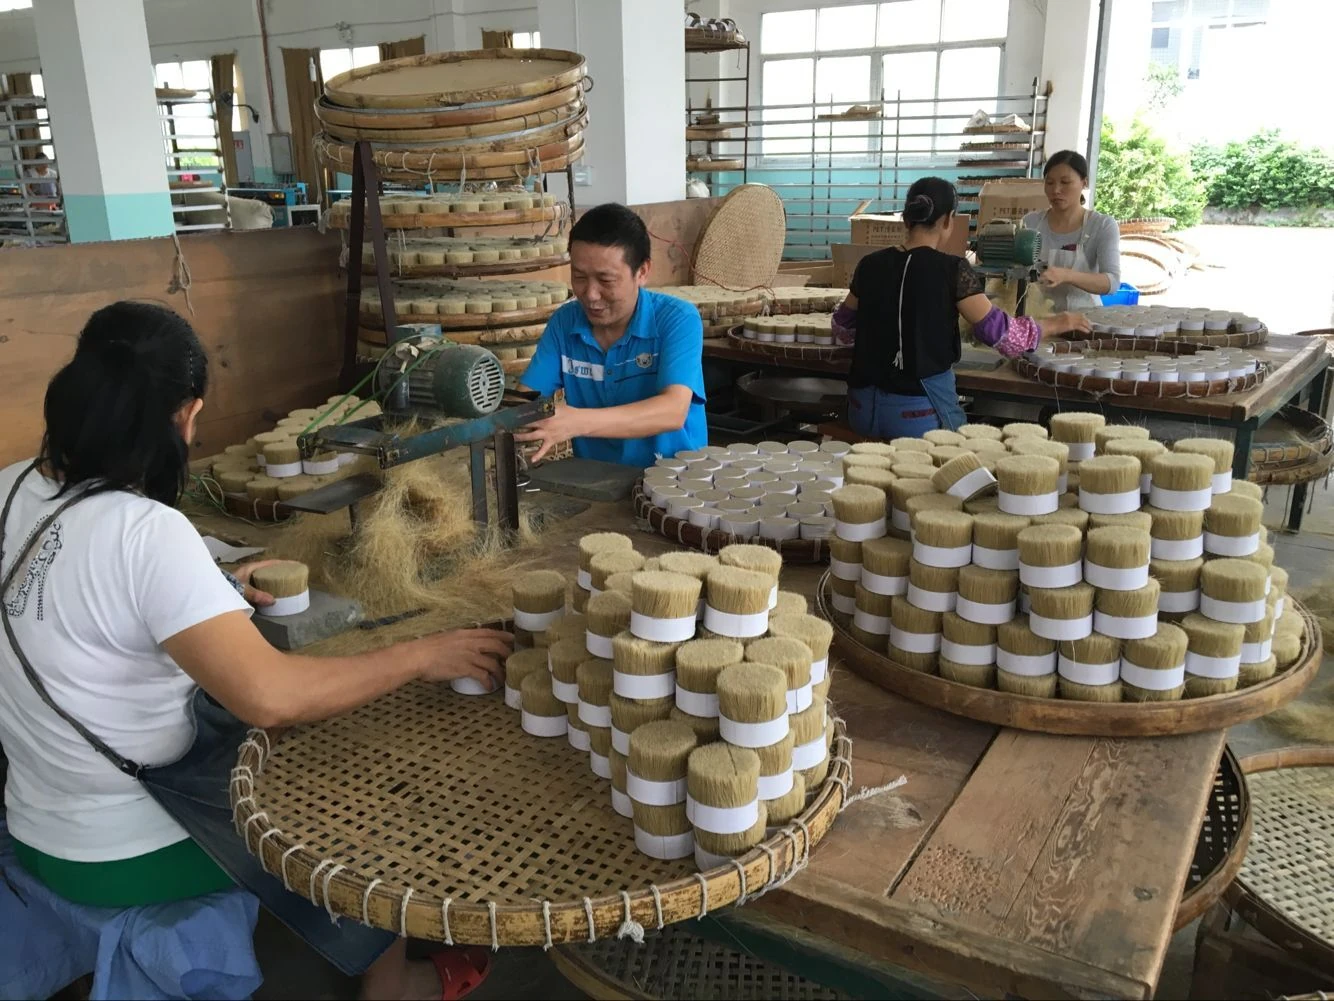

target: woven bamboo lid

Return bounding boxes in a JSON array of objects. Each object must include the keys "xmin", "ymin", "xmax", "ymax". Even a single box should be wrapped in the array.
[
  {"xmin": 324, "ymin": 48, "xmax": 587, "ymax": 110},
  {"xmin": 691, "ymin": 184, "xmax": 786, "ymax": 290}
]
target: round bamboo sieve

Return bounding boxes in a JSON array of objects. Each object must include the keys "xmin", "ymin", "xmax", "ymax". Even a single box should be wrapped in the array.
[
  {"xmin": 996, "ymin": 456, "xmax": 1060, "ymax": 516},
  {"xmin": 996, "ymin": 616, "xmax": 1057, "ymax": 696},
  {"xmin": 1121, "ymin": 624, "xmax": 1188, "ymax": 702},
  {"xmin": 1049, "ymin": 412, "xmax": 1105, "ymax": 462},
  {"xmin": 1057, "ymin": 632, "xmax": 1123, "ymax": 702},
  {"xmin": 940, "ymin": 611, "xmax": 997, "ymax": 688},
  {"xmin": 1179, "ymin": 612, "xmax": 1244, "ymax": 697}
]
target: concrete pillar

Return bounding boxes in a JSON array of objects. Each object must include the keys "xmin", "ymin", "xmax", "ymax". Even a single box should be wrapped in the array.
[
  {"xmin": 33, "ymin": 0, "xmax": 173, "ymax": 242},
  {"xmin": 538, "ymin": 0, "xmax": 685, "ymax": 207},
  {"xmin": 1040, "ymin": 0, "xmax": 1100, "ymax": 159}
]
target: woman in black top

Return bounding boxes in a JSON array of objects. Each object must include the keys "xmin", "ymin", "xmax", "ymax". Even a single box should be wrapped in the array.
[{"xmin": 833, "ymin": 177, "xmax": 1089, "ymax": 437}]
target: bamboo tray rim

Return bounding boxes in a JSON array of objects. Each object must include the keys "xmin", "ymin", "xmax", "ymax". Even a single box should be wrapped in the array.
[
  {"xmin": 318, "ymin": 102, "xmax": 588, "ymax": 146},
  {"xmin": 357, "ymin": 253, "xmax": 569, "ymax": 279},
  {"xmin": 314, "ymin": 84, "xmax": 583, "ymax": 128},
  {"xmin": 1014, "ymin": 353, "xmax": 1268, "ymax": 399},
  {"xmin": 360, "ymin": 300, "xmax": 563, "ymax": 331},
  {"xmin": 820, "ymin": 573, "xmax": 1321, "ymax": 737},
  {"xmin": 1175, "ymin": 744, "xmax": 1252, "ymax": 931},
  {"xmin": 632, "ymin": 482, "xmax": 830, "ymax": 564},
  {"xmin": 724, "ymin": 326, "xmax": 850, "ymax": 361},
  {"xmin": 1063, "ymin": 327, "xmax": 1270, "ymax": 350},
  {"xmin": 330, "ymin": 205, "xmax": 566, "ymax": 230},
  {"xmin": 229, "ymin": 632, "xmax": 852, "ymax": 947}
]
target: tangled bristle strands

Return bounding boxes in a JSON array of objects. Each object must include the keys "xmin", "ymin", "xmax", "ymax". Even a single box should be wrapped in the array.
[
  {"xmin": 504, "ymin": 647, "xmax": 549, "ymax": 710},
  {"xmin": 1150, "ymin": 557, "xmax": 1205, "ymax": 616},
  {"xmin": 931, "ymin": 452, "xmax": 996, "ymax": 501},
  {"xmin": 1017, "ymin": 524, "xmax": 1083, "ymax": 589},
  {"xmin": 1029, "ymin": 581, "xmax": 1095, "ymax": 641},
  {"xmin": 1057, "ymin": 633, "xmax": 1124, "ymax": 702},
  {"xmin": 1122, "ymin": 624, "xmax": 1189, "ymax": 702},
  {"xmin": 1089, "ymin": 511, "xmax": 1153, "ymax": 533},
  {"xmin": 1094, "ymin": 424, "xmax": 1150, "ymax": 455},
  {"xmin": 1049, "ymin": 412, "xmax": 1105, "ymax": 460},
  {"xmin": 1085, "ymin": 527, "xmax": 1152, "ymax": 592},
  {"xmin": 1199, "ymin": 558, "xmax": 1268, "ymax": 623},
  {"xmin": 520, "ymin": 671, "xmax": 568, "ymax": 738},
  {"xmin": 971, "ymin": 512, "xmax": 1029, "ymax": 570},
  {"xmin": 996, "ymin": 455, "xmax": 1060, "ymax": 516},
  {"xmin": 716, "ymin": 662, "xmax": 789, "ymax": 747},
  {"xmin": 631, "ymin": 571, "xmax": 703, "ymax": 642},
  {"xmin": 745, "ymin": 636, "xmax": 814, "ymax": 712},
  {"xmin": 1078, "ymin": 456, "xmax": 1142, "ymax": 515},
  {"xmin": 1203, "ymin": 495, "xmax": 1264, "ymax": 557},
  {"xmin": 1149, "ymin": 453, "xmax": 1215, "ymax": 511},
  {"xmin": 586, "ymin": 591, "xmax": 633, "ymax": 658},
  {"xmin": 996, "ymin": 617, "xmax": 1057, "ymax": 696},
  {"xmin": 1002, "ymin": 422, "xmax": 1048, "ymax": 441},
  {"xmin": 512, "ymin": 569, "xmax": 567, "ymax": 634},
  {"xmin": 1179, "ymin": 612, "xmax": 1244, "ymax": 697}
]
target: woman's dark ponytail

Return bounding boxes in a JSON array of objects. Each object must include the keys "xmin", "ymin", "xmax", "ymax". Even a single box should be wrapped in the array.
[
  {"xmin": 902, "ymin": 177, "xmax": 958, "ymax": 230},
  {"xmin": 40, "ymin": 302, "xmax": 208, "ymax": 506}
]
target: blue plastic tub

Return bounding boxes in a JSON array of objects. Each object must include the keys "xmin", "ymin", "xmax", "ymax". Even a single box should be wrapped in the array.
[{"xmin": 1101, "ymin": 282, "xmax": 1140, "ymax": 306}]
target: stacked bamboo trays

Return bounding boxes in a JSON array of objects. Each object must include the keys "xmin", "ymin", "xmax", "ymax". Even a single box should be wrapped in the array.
[
  {"xmin": 356, "ymin": 233, "xmax": 569, "ymax": 278},
  {"xmin": 230, "ymin": 536, "xmax": 852, "ymax": 945},
  {"xmin": 809, "ymin": 418, "xmax": 1320, "ymax": 736},
  {"xmin": 1019, "ymin": 339, "xmax": 1268, "ymax": 399},
  {"xmin": 635, "ymin": 439, "xmax": 854, "ymax": 562},
  {"xmin": 315, "ymin": 48, "xmax": 589, "ymax": 183},
  {"xmin": 726, "ymin": 314, "xmax": 852, "ymax": 361},
  {"xmin": 659, "ymin": 286, "xmax": 846, "ymax": 338},
  {"xmin": 1073, "ymin": 303, "xmax": 1268, "ymax": 348},
  {"xmin": 187, "ymin": 395, "xmax": 382, "ymax": 522},
  {"xmin": 328, "ymin": 189, "xmax": 567, "ymax": 230}
]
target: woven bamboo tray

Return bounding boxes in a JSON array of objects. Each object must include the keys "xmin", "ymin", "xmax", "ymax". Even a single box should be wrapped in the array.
[
  {"xmin": 686, "ymin": 126, "xmax": 740, "ymax": 141},
  {"xmin": 317, "ymin": 135, "xmax": 585, "ymax": 182},
  {"xmin": 1015, "ymin": 343, "xmax": 1269, "ymax": 399},
  {"xmin": 324, "ymin": 49, "xmax": 587, "ymax": 110},
  {"xmin": 688, "ymin": 157, "xmax": 744, "ymax": 172},
  {"xmin": 819, "ymin": 573, "xmax": 1322, "ymax": 737},
  {"xmin": 725, "ymin": 327, "xmax": 851, "ymax": 362},
  {"xmin": 315, "ymin": 84, "xmax": 585, "ymax": 130},
  {"xmin": 359, "ymin": 252, "xmax": 569, "ymax": 279},
  {"xmin": 330, "ymin": 204, "xmax": 566, "ymax": 231},
  {"xmin": 1118, "ymin": 217, "xmax": 1176, "ymax": 235},
  {"xmin": 317, "ymin": 98, "xmax": 586, "ymax": 143},
  {"xmin": 221, "ymin": 492, "xmax": 296, "ymax": 522},
  {"xmin": 1225, "ymin": 746, "xmax": 1334, "ymax": 974},
  {"xmin": 1244, "ymin": 406, "xmax": 1334, "ymax": 485},
  {"xmin": 358, "ymin": 322, "xmax": 546, "ymax": 349},
  {"xmin": 230, "ymin": 665, "xmax": 851, "ymax": 946},
  {"xmin": 359, "ymin": 301, "xmax": 561, "ymax": 332},
  {"xmin": 1176, "ymin": 745, "xmax": 1251, "ymax": 931},
  {"xmin": 1064, "ymin": 328, "xmax": 1271, "ymax": 349},
  {"xmin": 632, "ymin": 482, "xmax": 830, "ymax": 564},
  {"xmin": 691, "ymin": 184, "xmax": 786, "ymax": 290},
  {"xmin": 551, "ymin": 924, "xmax": 850, "ymax": 1000}
]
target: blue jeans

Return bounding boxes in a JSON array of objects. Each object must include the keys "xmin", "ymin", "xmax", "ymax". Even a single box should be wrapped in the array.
[{"xmin": 847, "ymin": 386, "xmax": 940, "ymax": 438}]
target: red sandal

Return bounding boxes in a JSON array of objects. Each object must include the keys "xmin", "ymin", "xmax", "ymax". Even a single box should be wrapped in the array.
[{"xmin": 429, "ymin": 946, "xmax": 492, "ymax": 1001}]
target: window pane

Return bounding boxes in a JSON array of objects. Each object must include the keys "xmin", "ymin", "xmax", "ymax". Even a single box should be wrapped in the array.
[
  {"xmin": 877, "ymin": 0, "xmax": 940, "ymax": 46},
  {"xmin": 937, "ymin": 45, "xmax": 1000, "ymax": 101},
  {"xmin": 320, "ymin": 48, "xmax": 353, "ymax": 80},
  {"xmin": 816, "ymin": 4, "xmax": 877, "ymax": 51},
  {"xmin": 532, "ymin": 30, "xmax": 542, "ymax": 47},
  {"xmin": 155, "ymin": 62, "xmax": 184, "ymax": 89},
  {"xmin": 881, "ymin": 50, "xmax": 936, "ymax": 101},
  {"xmin": 763, "ymin": 56, "xmax": 815, "ymax": 106},
  {"xmin": 815, "ymin": 55, "xmax": 871, "ymax": 103},
  {"xmin": 1153, "ymin": 0, "xmax": 1184, "ymax": 22},
  {"xmin": 182, "ymin": 60, "xmax": 211, "ymax": 92},
  {"xmin": 30, "ymin": 73, "xmax": 43, "ymax": 97},
  {"xmin": 941, "ymin": 0, "xmax": 1008, "ymax": 42},
  {"xmin": 762, "ymin": 57, "xmax": 814, "ymax": 155},
  {"xmin": 353, "ymin": 46, "xmax": 380, "ymax": 68},
  {"xmin": 761, "ymin": 9, "xmax": 816, "ymax": 54}
]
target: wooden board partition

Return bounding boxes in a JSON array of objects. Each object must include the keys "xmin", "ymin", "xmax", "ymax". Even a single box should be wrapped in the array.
[{"xmin": 0, "ymin": 228, "xmax": 344, "ymax": 466}]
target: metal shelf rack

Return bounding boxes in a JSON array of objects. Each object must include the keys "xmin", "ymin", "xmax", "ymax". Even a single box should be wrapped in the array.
[
  {"xmin": 158, "ymin": 93, "xmax": 228, "ymax": 233},
  {"xmin": 0, "ymin": 93, "xmax": 66, "ymax": 245},
  {"xmin": 685, "ymin": 34, "xmax": 751, "ymax": 193}
]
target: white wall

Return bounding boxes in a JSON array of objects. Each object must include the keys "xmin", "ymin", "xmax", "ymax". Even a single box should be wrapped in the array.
[{"xmin": 1040, "ymin": 0, "xmax": 1100, "ymax": 157}]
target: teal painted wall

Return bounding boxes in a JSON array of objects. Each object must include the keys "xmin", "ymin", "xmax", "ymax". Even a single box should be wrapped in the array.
[{"xmin": 63, "ymin": 191, "xmax": 175, "ymax": 243}]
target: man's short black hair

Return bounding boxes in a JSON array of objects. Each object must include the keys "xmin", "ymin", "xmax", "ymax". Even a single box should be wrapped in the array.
[{"xmin": 569, "ymin": 203, "xmax": 651, "ymax": 272}]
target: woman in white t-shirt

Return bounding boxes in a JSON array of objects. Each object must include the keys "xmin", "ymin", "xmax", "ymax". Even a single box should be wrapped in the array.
[{"xmin": 0, "ymin": 302, "xmax": 507, "ymax": 1000}]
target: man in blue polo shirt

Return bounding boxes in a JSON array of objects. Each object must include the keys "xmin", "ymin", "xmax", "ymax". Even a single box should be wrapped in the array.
[{"xmin": 516, "ymin": 203, "xmax": 707, "ymax": 465}]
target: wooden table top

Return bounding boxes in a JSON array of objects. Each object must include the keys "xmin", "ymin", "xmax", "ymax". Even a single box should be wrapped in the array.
[{"xmin": 704, "ymin": 334, "xmax": 1329, "ymax": 424}]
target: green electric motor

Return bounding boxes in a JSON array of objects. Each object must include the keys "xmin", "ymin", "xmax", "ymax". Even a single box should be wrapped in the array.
[
  {"xmin": 976, "ymin": 220, "xmax": 1043, "ymax": 268},
  {"xmin": 377, "ymin": 332, "xmax": 506, "ymax": 418}
]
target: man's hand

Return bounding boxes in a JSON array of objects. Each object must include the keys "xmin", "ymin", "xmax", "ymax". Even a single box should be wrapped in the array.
[
  {"xmin": 410, "ymin": 628, "xmax": 514, "ymax": 688},
  {"xmin": 228, "ymin": 559, "xmax": 284, "ymax": 608},
  {"xmin": 515, "ymin": 402, "xmax": 591, "ymax": 462}
]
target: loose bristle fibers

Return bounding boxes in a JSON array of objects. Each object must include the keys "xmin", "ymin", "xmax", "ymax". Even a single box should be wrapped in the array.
[
  {"xmin": 590, "ymin": 550, "xmax": 646, "ymax": 591},
  {"xmin": 1057, "ymin": 632, "xmax": 1123, "ymax": 702},
  {"xmin": 1094, "ymin": 425, "xmax": 1150, "ymax": 454},
  {"xmin": 959, "ymin": 422, "xmax": 1005, "ymax": 441},
  {"xmin": 773, "ymin": 591, "xmax": 807, "ymax": 617},
  {"xmin": 251, "ymin": 561, "xmax": 309, "ymax": 599},
  {"xmin": 628, "ymin": 719, "xmax": 698, "ymax": 784},
  {"xmin": 612, "ymin": 630, "xmax": 680, "ymax": 677},
  {"xmin": 996, "ymin": 617, "xmax": 1057, "ymax": 696},
  {"xmin": 1122, "ymin": 624, "xmax": 1189, "ymax": 702},
  {"xmin": 1002, "ymin": 422, "xmax": 1048, "ymax": 441},
  {"xmin": 1180, "ymin": 612, "xmax": 1244, "ymax": 697},
  {"xmin": 1089, "ymin": 511, "xmax": 1153, "ymax": 532}
]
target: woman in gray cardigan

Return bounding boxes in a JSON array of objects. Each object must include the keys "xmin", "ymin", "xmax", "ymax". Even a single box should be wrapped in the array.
[{"xmin": 1023, "ymin": 150, "xmax": 1121, "ymax": 312}]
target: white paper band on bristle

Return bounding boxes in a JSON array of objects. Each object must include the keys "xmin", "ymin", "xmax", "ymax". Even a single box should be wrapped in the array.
[
  {"xmin": 861, "ymin": 570, "xmax": 907, "ymax": 596},
  {"xmin": 578, "ymin": 701, "xmax": 612, "ymax": 728},
  {"xmin": 912, "ymin": 541, "xmax": 973, "ymax": 568},
  {"xmin": 1185, "ymin": 650, "xmax": 1241, "ymax": 679},
  {"xmin": 811, "ymin": 656, "xmax": 829, "ymax": 683},
  {"xmin": 1242, "ymin": 637, "xmax": 1273, "ymax": 664},
  {"xmin": 521, "ymin": 711, "xmax": 568, "ymax": 737},
  {"xmin": 972, "ymin": 545, "xmax": 1019, "ymax": 571},
  {"xmin": 835, "ymin": 517, "xmax": 887, "ymax": 542},
  {"xmin": 940, "ymin": 638, "xmax": 996, "ymax": 666},
  {"xmin": 688, "ymin": 508, "xmax": 721, "ymax": 531},
  {"xmin": 889, "ymin": 626, "xmax": 942, "ymax": 654},
  {"xmin": 757, "ymin": 768, "xmax": 794, "ymax": 800},
  {"xmin": 504, "ymin": 686, "xmax": 522, "ymax": 710},
  {"xmin": 1058, "ymin": 655, "xmax": 1121, "ymax": 686},
  {"xmin": 1150, "ymin": 484, "xmax": 1212, "ymax": 511},
  {"xmin": 451, "ymin": 676, "xmax": 497, "ymax": 695},
  {"xmin": 1030, "ymin": 612, "xmax": 1094, "ymax": 641},
  {"xmin": 703, "ymin": 606, "xmax": 769, "ymax": 638},
  {"xmin": 830, "ymin": 557, "xmax": 862, "ymax": 580},
  {"xmin": 1094, "ymin": 610, "xmax": 1158, "ymax": 639},
  {"xmin": 1121, "ymin": 659, "xmax": 1185, "ymax": 690},
  {"xmin": 1212, "ymin": 472, "xmax": 1233, "ymax": 494},
  {"xmin": 613, "ymin": 670, "xmax": 676, "ymax": 699},
  {"xmin": 577, "ymin": 569, "xmax": 593, "ymax": 590},
  {"xmin": 998, "ymin": 490, "xmax": 1059, "ymax": 516},
  {"xmin": 585, "ymin": 631, "xmax": 615, "ymax": 660},
  {"xmin": 1160, "ymin": 588, "xmax": 1201, "ymax": 613},
  {"xmin": 611, "ymin": 726, "xmax": 630, "ymax": 756},
  {"xmin": 853, "ymin": 609, "xmax": 891, "ymax": 634},
  {"xmin": 946, "ymin": 466, "xmax": 997, "ymax": 500},
  {"xmin": 675, "ymin": 687, "xmax": 719, "ymax": 717},
  {"xmin": 260, "ymin": 591, "xmax": 311, "ymax": 617},
  {"xmin": 1200, "ymin": 594, "xmax": 1266, "ymax": 624},
  {"xmin": 791, "ymin": 735, "xmax": 828, "ymax": 771},
  {"xmin": 1152, "ymin": 535, "xmax": 1205, "ymax": 560},
  {"xmin": 1066, "ymin": 441, "xmax": 1096, "ymax": 461},
  {"xmin": 955, "ymin": 596, "xmax": 1015, "ymax": 625},
  {"xmin": 1204, "ymin": 531, "xmax": 1260, "ymax": 557},
  {"xmin": 611, "ymin": 788, "xmax": 633, "ymax": 818},
  {"xmin": 631, "ymin": 611, "xmax": 698, "ymax": 643},
  {"xmin": 1275, "ymin": 596, "xmax": 1285, "ymax": 617},
  {"xmin": 633, "ymin": 826, "xmax": 693, "ymax": 860},
  {"xmin": 1084, "ymin": 561, "xmax": 1150, "ymax": 591},
  {"xmin": 514, "ymin": 607, "xmax": 563, "ymax": 632},
  {"xmin": 687, "ymin": 795, "xmax": 760, "ymax": 835},
  {"xmin": 832, "ymin": 593, "xmax": 857, "ymax": 614},
  {"xmin": 891, "ymin": 508, "xmax": 911, "ymax": 532},
  {"xmin": 1079, "ymin": 488, "xmax": 1141, "ymax": 515},
  {"xmin": 719, "ymin": 713, "xmax": 789, "ymax": 748},
  {"xmin": 1140, "ymin": 473, "xmax": 1152, "ymax": 495},
  {"xmin": 1019, "ymin": 561, "xmax": 1083, "ymax": 588},
  {"xmin": 266, "ymin": 461, "xmax": 302, "ymax": 479},
  {"xmin": 568, "ymin": 726, "xmax": 591, "ymax": 752},
  {"xmin": 768, "ymin": 584, "xmax": 779, "ymax": 610},
  {"xmin": 906, "ymin": 584, "xmax": 957, "ymax": 613},
  {"xmin": 302, "ymin": 457, "xmax": 341, "ymax": 476},
  {"xmin": 996, "ymin": 648, "xmax": 1056, "ymax": 676},
  {"xmin": 786, "ymin": 683, "xmax": 814, "ymax": 714},
  {"xmin": 590, "ymin": 751, "xmax": 612, "ymax": 779},
  {"xmin": 626, "ymin": 769, "xmax": 687, "ymax": 806}
]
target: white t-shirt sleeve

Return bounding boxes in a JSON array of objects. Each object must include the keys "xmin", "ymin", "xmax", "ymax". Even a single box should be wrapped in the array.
[{"xmin": 127, "ymin": 506, "xmax": 252, "ymax": 644}]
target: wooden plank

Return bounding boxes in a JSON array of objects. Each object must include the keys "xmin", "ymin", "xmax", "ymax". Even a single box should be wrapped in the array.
[{"xmin": 623, "ymin": 197, "xmax": 721, "ymax": 287}]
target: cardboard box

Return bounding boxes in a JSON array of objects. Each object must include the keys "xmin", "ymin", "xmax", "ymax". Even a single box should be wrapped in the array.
[
  {"xmin": 977, "ymin": 179, "xmax": 1048, "ymax": 229},
  {"xmin": 847, "ymin": 211, "xmax": 970, "ymax": 257}
]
